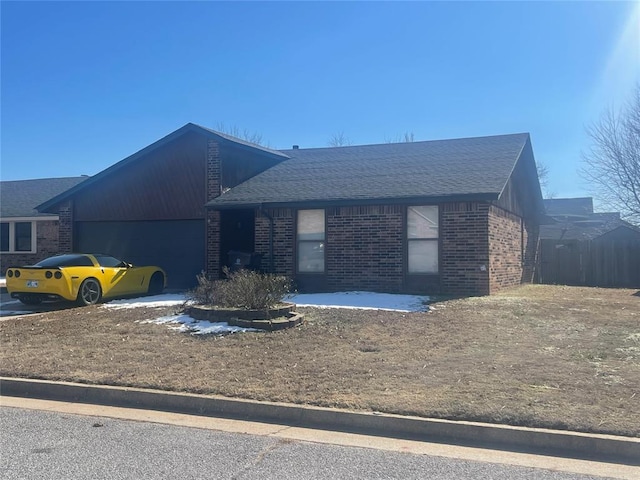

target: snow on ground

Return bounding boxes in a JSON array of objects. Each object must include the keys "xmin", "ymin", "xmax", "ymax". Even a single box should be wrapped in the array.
[
  {"xmin": 1, "ymin": 290, "xmax": 428, "ymax": 325},
  {"xmin": 102, "ymin": 294, "xmax": 187, "ymax": 309},
  {"xmin": 288, "ymin": 291, "xmax": 430, "ymax": 312},
  {"xmin": 98, "ymin": 291, "xmax": 429, "ymax": 335},
  {"xmin": 139, "ymin": 314, "xmax": 257, "ymax": 335}
]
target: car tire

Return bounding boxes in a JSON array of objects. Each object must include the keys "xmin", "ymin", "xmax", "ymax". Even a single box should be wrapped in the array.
[
  {"xmin": 148, "ymin": 272, "xmax": 164, "ymax": 295},
  {"xmin": 18, "ymin": 294, "xmax": 43, "ymax": 306},
  {"xmin": 77, "ymin": 278, "xmax": 102, "ymax": 306}
]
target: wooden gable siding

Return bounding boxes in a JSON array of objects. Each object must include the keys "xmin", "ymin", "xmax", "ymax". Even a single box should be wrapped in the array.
[
  {"xmin": 74, "ymin": 131, "xmax": 207, "ymax": 222},
  {"xmin": 219, "ymin": 143, "xmax": 285, "ymax": 190},
  {"xmin": 494, "ymin": 140, "xmax": 538, "ymax": 218}
]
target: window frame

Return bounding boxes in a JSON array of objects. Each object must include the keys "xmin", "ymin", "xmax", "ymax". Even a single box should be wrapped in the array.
[
  {"xmin": 296, "ymin": 209, "xmax": 326, "ymax": 274},
  {"xmin": 0, "ymin": 219, "xmax": 37, "ymax": 254},
  {"xmin": 406, "ymin": 205, "xmax": 439, "ymax": 275}
]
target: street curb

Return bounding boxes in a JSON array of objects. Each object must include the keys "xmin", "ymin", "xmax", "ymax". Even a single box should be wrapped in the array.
[{"xmin": 1, "ymin": 377, "xmax": 638, "ymax": 465}]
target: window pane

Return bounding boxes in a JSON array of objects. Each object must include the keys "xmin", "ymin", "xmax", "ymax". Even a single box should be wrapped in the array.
[
  {"xmin": 0, "ymin": 223, "xmax": 9, "ymax": 252},
  {"xmin": 408, "ymin": 206, "xmax": 438, "ymax": 239},
  {"xmin": 15, "ymin": 222, "xmax": 32, "ymax": 252},
  {"xmin": 408, "ymin": 240, "xmax": 438, "ymax": 273},
  {"xmin": 298, "ymin": 210, "xmax": 325, "ymax": 240},
  {"xmin": 298, "ymin": 241, "xmax": 325, "ymax": 273}
]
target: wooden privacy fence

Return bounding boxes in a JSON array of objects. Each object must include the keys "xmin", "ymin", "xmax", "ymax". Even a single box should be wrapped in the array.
[{"xmin": 538, "ymin": 239, "xmax": 640, "ymax": 288}]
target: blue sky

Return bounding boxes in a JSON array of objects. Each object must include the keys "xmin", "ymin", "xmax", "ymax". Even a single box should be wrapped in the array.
[{"xmin": 1, "ymin": 1, "xmax": 639, "ymax": 203}]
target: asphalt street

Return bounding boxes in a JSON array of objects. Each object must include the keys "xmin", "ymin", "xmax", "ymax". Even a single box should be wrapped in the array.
[{"xmin": 1, "ymin": 407, "xmax": 617, "ymax": 480}]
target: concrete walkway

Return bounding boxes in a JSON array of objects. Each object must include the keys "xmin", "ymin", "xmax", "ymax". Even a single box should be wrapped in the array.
[{"xmin": 1, "ymin": 377, "xmax": 638, "ymax": 470}]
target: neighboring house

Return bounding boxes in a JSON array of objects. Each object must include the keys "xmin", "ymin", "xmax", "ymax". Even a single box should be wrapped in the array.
[
  {"xmin": 37, "ymin": 123, "xmax": 544, "ymax": 296},
  {"xmin": 0, "ymin": 176, "xmax": 88, "ymax": 273},
  {"xmin": 539, "ymin": 197, "xmax": 640, "ymax": 287}
]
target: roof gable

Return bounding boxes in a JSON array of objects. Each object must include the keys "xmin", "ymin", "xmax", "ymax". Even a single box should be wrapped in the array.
[
  {"xmin": 37, "ymin": 123, "xmax": 289, "ymax": 213},
  {"xmin": 1, "ymin": 176, "xmax": 88, "ymax": 218},
  {"xmin": 207, "ymin": 133, "xmax": 532, "ymax": 208}
]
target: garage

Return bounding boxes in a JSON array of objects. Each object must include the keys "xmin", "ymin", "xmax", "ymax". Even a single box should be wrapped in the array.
[{"xmin": 75, "ymin": 220, "xmax": 205, "ymax": 289}]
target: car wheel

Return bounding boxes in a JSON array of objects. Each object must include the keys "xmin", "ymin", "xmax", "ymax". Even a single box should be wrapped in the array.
[
  {"xmin": 18, "ymin": 294, "xmax": 43, "ymax": 305},
  {"xmin": 148, "ymin": 272, "xmax": 164, "ymax": 295},
  {"xmin": 78, "ymin": 278, "xmax": 102, "ymax": 306}
]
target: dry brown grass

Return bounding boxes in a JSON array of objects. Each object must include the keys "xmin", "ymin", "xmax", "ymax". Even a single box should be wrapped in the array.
[{"xmin": 1, "ymin": 284, "xmax": 638, "ymax": 437}]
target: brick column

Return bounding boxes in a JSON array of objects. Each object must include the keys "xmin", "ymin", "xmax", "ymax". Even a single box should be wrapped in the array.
[
  {"xmin": 440, "ymin": 202, "xmax": 490, "ymax": 296},
  {"xmin": 205, "ymin": 139, "xmax": 221, "ymax": 279},
  {"xmin": 57, "ymin": 200, "xmax": 73, "ymax": 254}
]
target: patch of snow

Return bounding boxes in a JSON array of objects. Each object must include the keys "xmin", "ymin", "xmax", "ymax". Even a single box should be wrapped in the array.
[
  {"xmin": 103, "ymin": 294, "xmax": 188, "ymax": 309},
  {"xmin": 0, "ymin": 277, "xmax": 6, "ymax": 288},
  {"xmin": 140, "ymin": 314, "xmax": 257, "ymax": 335},
  {"xmin": 287, "ymin": 291, "xmax": 429, "ymax": 312}
]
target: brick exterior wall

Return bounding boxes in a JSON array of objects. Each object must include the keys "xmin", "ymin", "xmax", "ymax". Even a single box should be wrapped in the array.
[
  {"xmin": 205, "ymin": 140, "xmax": 221, "ymax": 279},
  {"xmin": 488, "ymin": 205, "xmax": 524, "ymax": 292},
  {"xmin": 440, "ymin": 202, "xmax": 491, "ymax": 296},
  {"xmin": 0, "ymin": 219, "xmax": 60, "ymax": 273},
  {"xmin": 255, "ymin": 208, "xmax": 294, "ymax": 276},
  {"xmin": 256, "ymin": 201, "xmax": 535, "ymax": 296},
  {"xmin": 326, "ymin": 205, "xmax": 404, "ymax": 292},
  {"xmin": 58, "ymin": 200, "xmax": 73, "ymax": 254}
]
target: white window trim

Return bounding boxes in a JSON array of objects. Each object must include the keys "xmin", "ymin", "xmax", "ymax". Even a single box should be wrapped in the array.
[{"xmin": 0, "ymin": 216, "xmax": 55, "ymax": 254}]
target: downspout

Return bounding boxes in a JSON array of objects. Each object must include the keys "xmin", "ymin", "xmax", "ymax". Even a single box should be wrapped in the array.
[{"xmin": 260, "ymin": 207, "xmax": 275, "ymax": 273}]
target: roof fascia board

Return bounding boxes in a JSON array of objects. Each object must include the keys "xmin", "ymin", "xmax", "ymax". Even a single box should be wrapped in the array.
[
  {"xmin": 0, "ymin": 215, "xmax": 59, "ymax": 221},
  {"xmin": 206, "ymin": 193, "xmax": 499, "ymax": 210}
]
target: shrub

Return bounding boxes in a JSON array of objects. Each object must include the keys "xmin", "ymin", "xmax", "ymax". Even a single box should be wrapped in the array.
[{"xmin": 187, "ymin": 268, "xmax": 292, "ymax": 310}]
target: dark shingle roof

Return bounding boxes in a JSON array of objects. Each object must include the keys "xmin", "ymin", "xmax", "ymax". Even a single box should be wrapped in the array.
[
  {"xmin": 544, "ymin": 198, "xmax": 594, "ymax": 216},
  {"xmin": 1, "ymin": 176, "xmax": 88, "ymax": 217},
  {"xmin": 207, "ymin": 133, "xmax": 531, "ymax": 208},
  {"xmin": 539, "ymin": 212, "xmax": 639, "ymax": 240}
]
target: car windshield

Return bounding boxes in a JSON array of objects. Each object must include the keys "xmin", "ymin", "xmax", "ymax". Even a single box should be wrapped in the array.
[
  {"xmin": 94, "ymin": 254, "xmax": 128, "ymax": 268},
  {"xmin": 35, "ymin": 254, "xmax": 94, "ymax": 267}
]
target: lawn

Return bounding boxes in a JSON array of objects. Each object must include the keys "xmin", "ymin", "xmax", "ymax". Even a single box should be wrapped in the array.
[{"xmin": 1, "ymin": 284, "xmax": 638, "ymax": 437}]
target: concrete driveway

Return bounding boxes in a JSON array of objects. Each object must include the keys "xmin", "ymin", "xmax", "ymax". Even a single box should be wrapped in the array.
[{"xmin": 0, "ymin": 290, "xmax": 76, "ymax": 318}]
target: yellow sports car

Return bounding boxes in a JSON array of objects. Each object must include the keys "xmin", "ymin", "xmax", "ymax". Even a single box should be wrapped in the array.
[{"xmin": 6, "ymin": 253, "xmax": 166, "ymax": 306}]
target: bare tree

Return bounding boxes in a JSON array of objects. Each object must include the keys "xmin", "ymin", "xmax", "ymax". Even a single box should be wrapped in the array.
[
  {"xmin": 327, "ymin": 131, "xmax": 352, "ymax": 147},
  {"xmin": 385, "ymin": 131, "xmax": 415, "ymax": 143},
  {"xmin": 581, "ymin": 85, "xmax": 640, "ymax": 224},
  {"xmin": 216, "ymin": 122, "xmax": 269, "ymax": 147},
  {"xmin": 536, "ymin": 160, "xmax": 555, "ymax": 198}
]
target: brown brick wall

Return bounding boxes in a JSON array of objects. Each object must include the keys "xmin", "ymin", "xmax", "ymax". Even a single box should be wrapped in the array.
[
  {"xmin": 58, "ymin": 201, "xmax": 73, "ymax": 253},
  {"xmin": 205, "ymin": 140, "xmax": 221, "ymax": 279},
  {"xmin": 252, "ymin": 201, "xmax": 534, "ymax": 297},
  {"xmin": 255, "ymin": 208, "xmax": 294, "ymax": 277},
  {"xmin": 1, "ymin": 219, "xmax": 60, "ymax": 273},
  {"xmin": 440, "ymin": 202, "xmax": 490, "ymax": 296},
  {"xmin": 326, "ymin": 205, "xmax": 404, "ymax": 292},
  {"xmin": 488, "ymin": 205, "xmax": 524, "ymax": 292}
]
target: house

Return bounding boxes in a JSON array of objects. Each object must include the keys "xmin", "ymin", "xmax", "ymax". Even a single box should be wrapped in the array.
[
  {"xmin": 539, "ymin": 197, "xmax": 640, "ymax": 287},
  {"xmin": 0, "ymin": 176, "xmax": 88, "ymax": 273},
  {"xmin": 37, "ymin": 123, "xmax": 544, "ymax": 296}
]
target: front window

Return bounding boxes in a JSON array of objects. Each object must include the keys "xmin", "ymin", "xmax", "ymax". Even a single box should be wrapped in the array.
[
  {"xmin": 0, "ymin": 221, "xmax": 35, "ymax": 253},
  {"xmin": 297, "ymin": 209, "xmax": 325, "ymax": 273},
  {"xmin": 407, "ymin": 206, "xmax": 439, "ymax": 273}
]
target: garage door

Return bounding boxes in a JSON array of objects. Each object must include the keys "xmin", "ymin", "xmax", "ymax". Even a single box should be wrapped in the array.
[{"xmin": 75, "ymin": 220, "xmax": 205, "ymax": 289}]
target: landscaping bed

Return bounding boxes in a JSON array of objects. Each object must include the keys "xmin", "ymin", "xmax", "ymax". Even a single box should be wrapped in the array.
[{"xmin": 1, "ymin": 284, "xmax": 638, "ymax": 437}]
